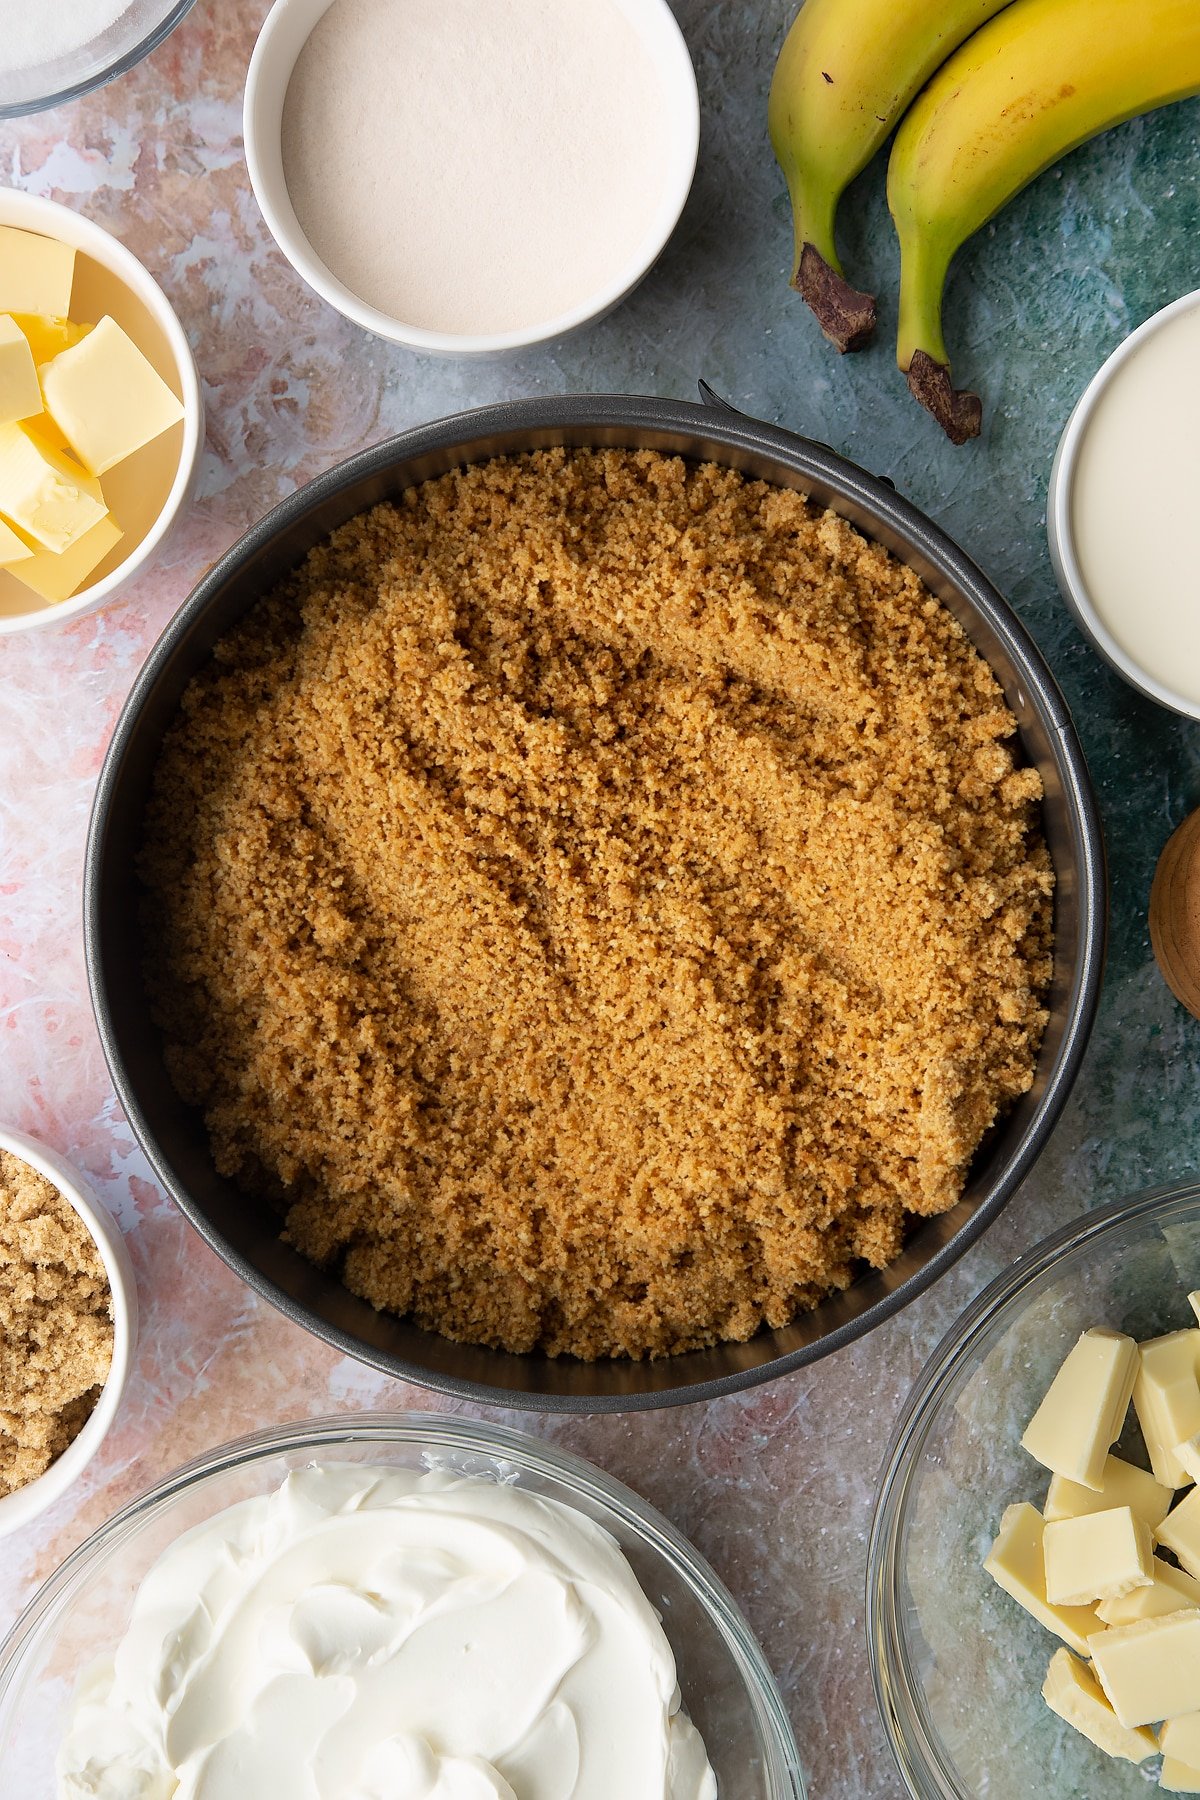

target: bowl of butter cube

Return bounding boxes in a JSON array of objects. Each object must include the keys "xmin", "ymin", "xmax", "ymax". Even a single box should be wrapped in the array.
[
  {"xmin": 868, "ymin": 1180, "xmax": 1200, "ymax": 1799},
  {"xmin": 0, "ymin": 190, "xmax": 203, "ymax": 633}
]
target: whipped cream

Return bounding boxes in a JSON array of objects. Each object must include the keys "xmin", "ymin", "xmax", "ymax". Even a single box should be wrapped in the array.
[{"xmin": 57, "ymin": 1464, "xmax": 718, "ymax": 1800}]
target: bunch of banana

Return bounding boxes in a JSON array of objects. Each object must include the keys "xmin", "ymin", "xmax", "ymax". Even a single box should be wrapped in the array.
[{"xmin": 770, "ymin": 0, "xmax": 1200, "ymax": 441}]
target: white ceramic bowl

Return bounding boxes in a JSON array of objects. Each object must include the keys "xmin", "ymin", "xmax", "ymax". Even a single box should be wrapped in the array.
[
  {"xmin": 244, "ymin": 0, "xmax": 700, "ymax": 356},
  {"xmin": 0, "ymin": 1127, "xmax": 137, "ymax": 1540},
  {"xmin": 1047, "ymin": 288, "xmax": 1200, "ymax": 722},
  {"xmin": 0, "ymin": 190, "xmax": 204, "ymax": 636}
]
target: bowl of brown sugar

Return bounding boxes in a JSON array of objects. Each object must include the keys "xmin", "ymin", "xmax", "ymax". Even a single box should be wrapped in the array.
[
  {"xmin": 0, "ymin": 1128, "xmax": 136, "ymax": 1535},
  {"xmin": 85, "ymin": 394, "xmax": 1105, "ymax": 1410}
]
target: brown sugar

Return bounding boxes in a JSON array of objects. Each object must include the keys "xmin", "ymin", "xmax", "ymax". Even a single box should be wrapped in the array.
[
  {"xmin": 0, "ymin": 1150, "xmax": 113, "ymax": 1495},
  {"xmin": 141, "ymin": 449, "xmax": 1053, "ymax": 1360}
]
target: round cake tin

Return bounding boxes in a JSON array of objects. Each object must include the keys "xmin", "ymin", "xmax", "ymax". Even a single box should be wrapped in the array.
[
  {"xmin": 84, "ymin": 391, "xmax": 1106, "ymax": 1412},
  {"xmin": 0, "ymin": 1412, "xmax": 805, "ymax": 1796}
]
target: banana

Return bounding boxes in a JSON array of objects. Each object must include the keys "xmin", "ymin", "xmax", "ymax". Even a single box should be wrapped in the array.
[
  {"xmin": 889, "ymin": 0, "xmax": 1200, "ymax": 442},
  {"xmin": 768, "ymin": 0, "xmax": 1016, "ymax": 352}
]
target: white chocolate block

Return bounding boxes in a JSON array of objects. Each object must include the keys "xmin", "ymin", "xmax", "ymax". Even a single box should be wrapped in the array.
[
  {"xmin": 1163, "ymin": 1715, "xmax": 1200, "ymax": 1769},
  {"xmin": 983, "ymin": 1503, "xmax": 1100, "ymax": 1656},
  {"xmin": 1189, "ymin": 1291, "xmax": 1200, "ymax": 1329},
  {"xmin": 1041, "ymin": 1648, "xmax": 1157, "ymax": 1762},
  {"xmin": 1043, "ymin": 1506, "xmax": 1154, "ymax": 1605},
  {"xmin": 1133, "ymin": 1330, "xmax": 1200, "ymax": 1489},
  {"xmin": 1162, "ymin": 1756, "xmax": 1200, "ymax": 1793},
  {"xmin": 0, "ymin": 226, "xmax": 75, "ymax": 316},
  {"xmin": 8, "ymin": 512, "xmax": 122, "ymax": 604},
  {"xmin": 41, "ymin": 315, "xmax": 184, "ymax": 477},
  {"xmin": 0, "ymin": 516, "xmax": 31, "ymax": 564},
  {"xmin": 0, "ymin": 420, "xmax": 105, "ymax": 552},
  {"xmin": 1089, "ymin": 1610, "xmax": 1200, "ymax": 1727},
  {"xmin": 0, "ymin": 316, "xmax": 41, "ymax": 427},
  {"xmin": 1044, "ymin": 1453, "xmax": 1174, "ymax": 1531},
  {"xmin": 1021, "ymin": 1328, "xmax": 1138, "ymax": 1489},
  {"xmin": 1097, "ymin": 1556, "xmax": 1200, "ymax": 1626},
  {"xmin": 1157, "ymin": 1488, "xmax": 1200, "ymax": 1580},
  {"xmin": 1178, "ymin": 1434, "xmax": 1200, "ymax": 1486}
]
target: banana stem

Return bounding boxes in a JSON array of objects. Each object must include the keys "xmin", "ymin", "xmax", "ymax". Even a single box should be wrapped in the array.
[
  {"xmin": 785, "ymin": 170, "xmax": 876, "ymax": 353},
  {"xmin": 895, "ymin": 227, "xmax": 981, "ymax": 444}
]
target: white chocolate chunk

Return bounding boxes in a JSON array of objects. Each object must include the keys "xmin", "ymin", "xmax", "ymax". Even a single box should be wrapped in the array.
[
  {"xmin": 1157, "ymin": 1488, "xmax": 1200, "ymax": 1581},
  {"xmin": 1043, "ymin": 1507, "xmax": 1154, "ymax": 1606},
  {"xmin": 1044, "ymin": 1453, "xmax": 1174, "ymax": 1531},
  {"xmin": 41, "ymin": 315, "xmax": 184, "ymax": 477},
  {"xmin": 1021, "ymin": 1328, "xmax": 1138, "ymax": 1489},
  {"xmin": 1162, "ymin": 1756, "xmax": 1200, "ymax": 1793},
  {"xmin": 0, "ymin": 420, "xmax": 105, "ymax": 552},
  {"xmin": 8, "ymin": 512, "xmax": 122, "ymax": 604},
  {"xmin": 1041, "ymin": 1648, "xmax": 1157, "ymax": 1762},
  {"xmin": 1097, "ymin": 1556, "xmax": 1200, "ymax": 1626},
  {"xmin": 1177, "ymin": 1435, "xmax": 1200, "ymax": 1486},
  {"xmin": 0, "ymin": 226, "xmax": 75, "ymax": 316},
  {"xmin": 1133, "ymin": 1330, "xmax": 1200, "ymax": 1489},
  {"xmin": 1089, "ymin": 1610, "xmax": 1200, "ymax": 1727},
  {"xmin": 0, "ymin": 316, "xmax": 41, "ymax": 427},
  {"xmin": 1163, "ymin": 1715, "xmax": 1200, "ymax": 1769},
  {"xmin": 983, "ymin": 1503, "xmax": 1100, "ymax": 1655}
]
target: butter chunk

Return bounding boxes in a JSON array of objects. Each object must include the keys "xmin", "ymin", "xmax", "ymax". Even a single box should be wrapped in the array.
[
  {"xmin": 10, "ymin": 313, "xmax": 90, "ymax": 368},
  {"xmin": 983, "ymin": 1502, "xmax": 1100, "ymax": 1655},
  {"xmin": 0, "ymin": 421, "xmax": 105, "ymax": 552},
  {"xmin": 1162, "ymin": 1715, "xmax": 1200, "ymax": 1769},
  {"xmin": 1133, "ymin": 1329, "xmax": 1200, "ymax": 1489},
  {"xmin": 0, "ymin": 516, "xmax": 31, "ymax": 565},
  {"xmin": 1041, "ymin": 1648, "xmax": 1157, "ymax": 1762},
  {"xmin": 1157, "ymin": 1488, "xmax": 1200, "ymax": 1580},
  {"xmin": 1044, "ymin": 1453, "xmax": 1174, "ymax": 1532},
  {"xmin": 0, "ymin": 226, "xmax": 75, "ymax": 317},
  {"xmin": 9, "ymin": 513, "xmax": 122, "ymax": 604},
  {"xmin": 1097, "ymin": 1556, "xmax": 1200, "ymax": 1626},
  {"xmin": 41, "ymin": 316, "xmax": 184, "ymax": 477},
  {"xmin": 1089, "ymin": 1610, "xmax": 1200, "ymax": 1727},
  {"xmin": 1043, "ymin": 1506, "xmax": 1154, "ymax": 1605},
  {"xmin": 1020, "ymin": 1328, "xmax": 1138, "ymax": 1489},
  {"xmin": 0, "ymin": 317, "xmax": 41, "ymax": 426},
  {"xmin": 1163, "ymin": 1757, "xmax": 1200, "ymax": 1793}
]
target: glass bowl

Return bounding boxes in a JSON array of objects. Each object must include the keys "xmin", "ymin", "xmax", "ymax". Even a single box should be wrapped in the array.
[
  {"xmin": 0, "ymin": 1412, "xmax": 805, "ymax": 1798},
  {"xmin": 867, "ymin": 1180, "xmax": 1200, "ymax": 1798},
  {"xmin": 0, "ymin": 0, "xmax": 197, "ymax": 118}
]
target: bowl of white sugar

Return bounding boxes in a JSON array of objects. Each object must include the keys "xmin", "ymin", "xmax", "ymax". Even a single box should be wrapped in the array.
[
  {"xmin": 0, "ymin": 0, "xmax": 197, "ymax": 117},
  {"xmin": 244, "ymin": 0, "xmax": 700, "ymax": 356}
]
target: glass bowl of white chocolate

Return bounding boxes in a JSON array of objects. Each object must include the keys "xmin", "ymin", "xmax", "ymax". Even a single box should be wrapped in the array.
[
  {"xmin": 868, "ymin": 1179, "xmax": 1200, "ymax": 1799},
  {"xmin": 0, "ymin": 1411, "xmax": 805, "ymax": 1798}
]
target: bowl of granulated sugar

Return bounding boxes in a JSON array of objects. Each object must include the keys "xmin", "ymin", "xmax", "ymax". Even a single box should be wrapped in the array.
[
  {"xmin": 0, "ymin": 0, "xmax": 198, "ymax": 118},
  {"xmin": 245, "ymin": 0, "xmax": 700, "ymax": 355}
]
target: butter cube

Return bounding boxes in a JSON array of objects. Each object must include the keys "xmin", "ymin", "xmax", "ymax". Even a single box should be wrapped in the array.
[
  {"xmin": 41, "ymin": 316, "xmax": 184, "ymax": 477},
  {"xmin": 0, "ymin": 316, "xmax": 41, "ymax": 426},
  {"xmin": 983, "ymin": 1502, "xmax": 1100, "ymax": 1655},
  {"xmin": 1041, "ymin": 1648, "xmax": 1157, "ymax": 1762},
  {"xmin": 1089, "ymin": 1609, "xmax": 1200, "ymax": 1727},
  {"xmin": 0, "ymin": 421, "xmax": 105, "ymax": 552},
  {"xmin": 1162, "ymin": 1757, "xmax": 1200, "ymax": 1793},
  {"xmin": 1162, "ymin": 1715, "xmax": 1200, "ymax": 1769},
  {"xmin": 0, "ymin": 516, "xmax": 31, "ymax": 565},
  {"xmin": 1133, "ymin": 1330, "xmax": 1200, "ymax": 1489},
  {"xmin": 1157, "ymin": 1488, "xmax": 1200, "ymax": 1580},
  {"xmin": 0, "ymin": 226, "xmax": 75, "ymax": 317},
  {"xmin": 1097, "ymin": 1556, "xmax": 1200, "ymax": 1626},
  {"xmin": 1044, "ymin": 1453, "xmax": 1174, "ymax": 1532},
  {"xmin": 1044, "ymin": 1506, "xmax": 1154, "ymax": 1606},
  {"xmin": 10, "ymin": 313, "xmax": 90, "ymax": 367},
  {"xmin": 1021, "ymin": 1328, "xmax": 1138, "ymax": 1489},
  {"xmin": 8, "ymin": 513, "xmax": 122, "ymax": 604}
]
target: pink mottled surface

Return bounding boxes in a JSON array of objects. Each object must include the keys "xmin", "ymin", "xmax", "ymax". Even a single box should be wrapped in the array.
[{"xmin": 3, "ymin": 4, "xmax": 1195, "ymax": 1797}]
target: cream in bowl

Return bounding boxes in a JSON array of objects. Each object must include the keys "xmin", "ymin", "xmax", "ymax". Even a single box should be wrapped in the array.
[
  {"xmin": 1048, "ymin": 290, "xmax": 1200, "ymax": 720},
  {"xmin": 245, "ymin": 0, "xmax": 700, "ymax": 354},
  {"xmin": 0, "ymin": 191, "xmax": 203, "ymax": 634}
]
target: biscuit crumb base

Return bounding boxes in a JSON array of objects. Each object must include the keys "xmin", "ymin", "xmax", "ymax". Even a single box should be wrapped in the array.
[
  {"xmin": 142, "ymin": 450, "xmax": 1053, "ymax": 1360},
  {"xmin": 0, "ymin": 1150, "xmax": 113, "ymax": 1495}
]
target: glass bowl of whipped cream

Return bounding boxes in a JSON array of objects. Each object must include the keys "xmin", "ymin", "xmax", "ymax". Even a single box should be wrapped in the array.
[{"xmin": 0, "ymin": 1412, "xmax": 805, "ymax": 1798}]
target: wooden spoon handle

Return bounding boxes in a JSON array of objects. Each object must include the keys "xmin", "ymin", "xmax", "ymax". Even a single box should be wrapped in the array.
[{"xmin": 1150, "ymin": 809, "xmax": 1200, "ymax": 1020}]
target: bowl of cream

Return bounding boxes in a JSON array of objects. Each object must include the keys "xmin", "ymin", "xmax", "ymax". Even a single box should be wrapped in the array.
[
  {"xmin": 0, "ymin": 1413, "xmax": 805, "ymax": 1798},
  {"xmin": 1048, "ymin": 289, "xmax": 1200, "ymax": 721},
  {"xmin": 243, "ymin": 0, "xmax": 700, "ymax": 356}
]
